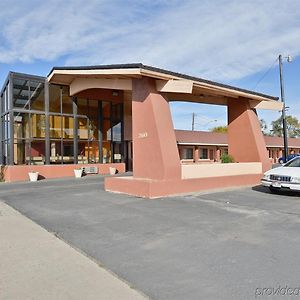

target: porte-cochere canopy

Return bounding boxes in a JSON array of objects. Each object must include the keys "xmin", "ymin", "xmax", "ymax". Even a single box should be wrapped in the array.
[{"xmin": 48, "ymin": 63, "xmax": 282, "ymax": 198}]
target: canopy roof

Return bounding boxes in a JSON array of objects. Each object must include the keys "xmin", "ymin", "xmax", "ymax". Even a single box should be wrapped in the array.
[{"xmin": 48, "ymin": 63, "xmax": 281, "ymax": 110}]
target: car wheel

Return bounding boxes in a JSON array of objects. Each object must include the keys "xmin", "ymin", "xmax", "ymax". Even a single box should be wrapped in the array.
[{"xmin": 278, "ymin": 159, "xmax": 284, "ymax": 164}]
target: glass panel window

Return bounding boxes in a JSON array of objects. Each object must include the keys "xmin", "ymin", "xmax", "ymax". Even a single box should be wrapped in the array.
[
  {"xmin": 222, "ymin": 148, "xmax": 228, "ymax": 155},
  {"xmin": 103, "ymin": 119, "xmax": 111, "ymax": 141},
  {"xmin": 102, "ymin": 141, "xmax": 111, "ymax": 163},
  {"xmin": 78, "ymin": 141, "xmax": 88, "ymax": 163},
  {"xmin": 50, "ymin": 140, "xmax": 62, "ymax": 164},
  {"xmin": 30, "ymin": 140, "xmax": 46, "ymax": 165},
  {"xmin": 4, "ymin": 114, "xmax": 10, "ymax": 140},
  {"xmin": 14, "ymin": 140, "xmax": 27, "ymax": 165},
  {"xmin": 200, "ymin": 148, "xmax": 208, "ymax": 159},
  {"xmin": 31, "ymin": 114, "xmax": 46, "ymax": 138},
  {"xmin": 30, "ymin": 81, "xmax": 45, "ymax": 111},
  {"xmin": 49, "ymin": 115, "xmax": 62, "ymax": 138},
  {"xmin": 89, "ymin": 100, "xmax": 98, "ymax": 118},
  {"xmin": 62, "ymin": 141, "xmax": 74, "ymax": 164},
  {"xmin": 112, "ymin": 122, "xmax": 121, "ymax": 142},
  {"xmin": 62, "ymin": 86, "xmax": 73, "ymax": 114},
  {"xmin": 49, "ymin": 84, "xmax": 61, "ymax": 113},
  {"xmin": 112, "ymin": 103, "xmax": 122, "ymax": 121},
  {"xmin": 13, "ymin": 78, "xmax": 30, "ymax": 109},
  {"xmin": 63, "ymin": 116, "xmax": 74, "ymax": 139},
  {"xmin": 78, "ymin": 118, "xmax": 88, "ymax": 139},
  {"xmin": 13, "ymin": 112, "xmax": 30, "ymax": 139},
  {"xmin": 182, "ymin": 148, "xmax": 193, "ymax": 159},
  {"xmin": 77, "ymin": 98, "xmax": 88, "ymax": 115},
  {"xmin": 5, "ymin": 87, "xmax": 9, "ymax": 112},
  {"xmin": 0, "ymin": 93, "xmax": 3, "ymax": 114},
  {"xmin": 89, "ymin": 118, "xmax": 98, "ymax": 140},
  {"xmin": 88, "ymin": 141, "xmax": 99, "ymax": 163},
  {"xmin": 0, "ymin": 117, "xmax": 3, "ymax": 140},
  {"xmin": 113, "ymin": 143, "xmax": 122, "ymax": 163}
]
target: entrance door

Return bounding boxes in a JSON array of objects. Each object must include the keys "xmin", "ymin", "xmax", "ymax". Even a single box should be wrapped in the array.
[{"xmin": 124, "ymin": 141, "xmax": 133, "ymax": 171}]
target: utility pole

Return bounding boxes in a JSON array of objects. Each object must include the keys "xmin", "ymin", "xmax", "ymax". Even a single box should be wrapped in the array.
[
  {"xmin": 278, "ymin": 54, "xmax": 289, "ymax": 162},
  {"xmin": 192, "ymin": 113, "xmax": 195, "ymax": 131}
]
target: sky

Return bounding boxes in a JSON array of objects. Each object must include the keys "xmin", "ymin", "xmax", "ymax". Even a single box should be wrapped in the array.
[{"xmin": 0, "ymin": 0, "xmax": 299, "ymax": 132}]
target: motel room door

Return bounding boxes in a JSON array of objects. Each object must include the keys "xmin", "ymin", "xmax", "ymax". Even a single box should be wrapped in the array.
[{"xmin": 209, "ymin": 149, "xmax": 214, "ymax": 161}]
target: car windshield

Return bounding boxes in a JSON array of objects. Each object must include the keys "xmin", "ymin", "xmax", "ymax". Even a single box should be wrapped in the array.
[{"xmin": 284, "ymin": 157, "xmax": 300, "ymax": 167}]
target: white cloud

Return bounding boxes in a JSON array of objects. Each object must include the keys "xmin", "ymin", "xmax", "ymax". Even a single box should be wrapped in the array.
[{"xmin": 0, "ymin": 0, "xmax": 300, "ymax": 82}]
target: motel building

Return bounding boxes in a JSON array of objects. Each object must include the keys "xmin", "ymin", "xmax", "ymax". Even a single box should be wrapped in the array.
[
  {"xmin": 176, "ymin": 129, "xmax": 300, "ymax": 164},
  {"xmin": 0, "ymin": 64, "xmax": 283, "ymax": 198}
]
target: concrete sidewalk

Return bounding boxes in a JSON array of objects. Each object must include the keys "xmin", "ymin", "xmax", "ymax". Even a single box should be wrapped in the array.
[{"xmin": 0, "ymin": 201, "xmax": 147, "ymax": 300}]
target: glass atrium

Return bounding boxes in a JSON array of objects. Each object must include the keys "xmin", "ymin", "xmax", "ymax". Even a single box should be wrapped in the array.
[{"xmin": 0, "ymin": 72, "xmax": 124, "ymax": 165}]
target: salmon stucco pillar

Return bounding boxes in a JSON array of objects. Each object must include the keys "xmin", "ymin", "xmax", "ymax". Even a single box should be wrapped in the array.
[
  {"xmin": 216, "ymin": 148, "xmax": 221, "ymax": 162},
  {"xmin": 194, "ymin": 146, "xmax": 199, "ymax": 163},
  {"xmin": 132, "ymin": 77, "xmax": 181, "ymax": 180},
  {"xmin": 227, "ymin": 97, "xmax": 271, "ymax": 172}
]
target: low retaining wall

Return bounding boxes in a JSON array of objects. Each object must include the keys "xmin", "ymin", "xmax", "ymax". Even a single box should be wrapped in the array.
[
  {"xmin": 105, "ymin": 173, "xmax": 263, "ymax": 198},
  {"xmin": 3, "ymin": 163, "xmax": 126, "ymax": 182},
  {"xmin": 182, "ymin": 162, "xmax": 262, "ymax": 179}
]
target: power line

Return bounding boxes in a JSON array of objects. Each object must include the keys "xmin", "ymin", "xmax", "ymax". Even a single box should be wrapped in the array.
[{"xmin": 252, "ymin": 58, "xmax": 278, "ymax": 91}]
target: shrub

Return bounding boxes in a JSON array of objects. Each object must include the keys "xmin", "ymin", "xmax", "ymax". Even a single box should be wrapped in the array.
[
  {"xmin": 0, "ymin": 165, "xmax": 5, "ymax": 182},
  {"xmin": 221, "ymin": 154, "xmax": 235, "ymax": 163}
]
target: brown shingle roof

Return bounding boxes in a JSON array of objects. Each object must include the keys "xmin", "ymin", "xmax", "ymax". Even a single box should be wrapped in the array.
[{"xmin": 175, "ymin": 130, "xmax": 228, "ymax": 145}]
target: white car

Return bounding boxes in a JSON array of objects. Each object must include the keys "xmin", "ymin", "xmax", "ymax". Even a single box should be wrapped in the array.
[{"xmin": 261, "ymin": 156, "xmax": 300, "ymax": 193}]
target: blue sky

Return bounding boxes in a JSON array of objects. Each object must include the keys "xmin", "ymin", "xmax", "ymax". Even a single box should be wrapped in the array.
[{"xmin": 0, "ymin": 0, "xmax": 299, "ymax": 132}]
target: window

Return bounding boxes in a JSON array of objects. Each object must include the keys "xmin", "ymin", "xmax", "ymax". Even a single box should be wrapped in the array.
[
  {"xmin": 13, "ymin": 78, "xmax": 30, "ymax": 110},
  {"xmin": 200, "ymin": 148, "xmax": 208, "ymax": 159},
  {"xmin": 222, "ymin": 148, "xmax": 228, "ymax": 155},
  {"xmin": 49, "ymin": 84, "xmax": 61, "ymax": 113},
  {"xmin": 13, "ymin": 78, "xmax": 45, "ymax": 111},
  {"xmin": 1, "ymin": 75, "xmax": 124, "ymax": 165},
  {"xmin": 182, "ymin": 148, "xmax": 193, "ymax": 159}
]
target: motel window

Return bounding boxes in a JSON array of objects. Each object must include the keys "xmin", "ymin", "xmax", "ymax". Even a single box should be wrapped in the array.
[
  {"xmin": 221, "ymin": 148, "xmax": 228, "ymax": 156},
  {"xmin": 200, "ymin": 148, "xmax": 208, "ymax": 159},
  {"xmin": 182, "ymin": 148, "xmax": 193, "ymax": 159}
]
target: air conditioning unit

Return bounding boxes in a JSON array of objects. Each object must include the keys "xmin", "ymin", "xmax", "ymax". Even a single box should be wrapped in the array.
[{"xmin": 81, "ymin": 166, "xmax": 98, "ymax": 174}]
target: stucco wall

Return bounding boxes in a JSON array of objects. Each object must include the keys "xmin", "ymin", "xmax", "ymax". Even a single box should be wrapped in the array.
[
  {"xmin": 4, "ymin": 163, "xmax": 125, "ymax": 182},
  {"xmin": 181, "ymin": 162, "xmax": 262, "ymax": 179}
]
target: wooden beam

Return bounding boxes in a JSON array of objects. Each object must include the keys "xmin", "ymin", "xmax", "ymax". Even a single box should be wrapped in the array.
[
  {"xmin": 70, "ymin": 78, "xmax": 132, "ymax": 96},
  {"xmin": 164, "ymin": 93, "xmax": 227, "ymax": 105},
  {"xmin": 250, "ymin": 100, "xmax": 283, "ymax": 111},
  {"xmin": 193, "ymin": 85, "xmax": 239, "ymax": 98},
  {"xmin": 156, "ymin": 80, "xmax": 193, "ymax": 93}
]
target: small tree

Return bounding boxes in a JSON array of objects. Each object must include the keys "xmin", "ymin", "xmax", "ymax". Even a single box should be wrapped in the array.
[
  {"xmin": 0, "ymin": 165, "xmax": 5, "ymax": 182},
  {"xmin": 271, "ymin": 115, "xmax": 300, "ymax": 138},
  {"xmin": 260, "ymin": 119, "xmax": 268, "ymax": 134},
  {"xmin": 210, "ymin": 126, "xmax": 228, "ymax": 133},
  {"xmin": 220, "ymin": 154, "xmax": 235, "ymax": 163}
]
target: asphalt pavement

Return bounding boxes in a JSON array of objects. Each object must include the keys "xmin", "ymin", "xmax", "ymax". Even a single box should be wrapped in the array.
[{"xmin": 1, "ymin": 175, "xmax": 300, "ymax": 299}]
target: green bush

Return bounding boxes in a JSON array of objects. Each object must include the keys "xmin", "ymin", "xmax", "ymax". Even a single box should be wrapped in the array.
[
  {"xmin": 220, "ymin": 154, "xmax": 235, "ymax": 163},
  {"xmin": 0, "ymin": 165, "xmax": 5, "ymax": 182}
]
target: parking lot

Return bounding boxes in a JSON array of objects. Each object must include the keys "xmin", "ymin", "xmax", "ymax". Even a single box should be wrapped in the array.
[{"xmin": 1, "ymin": 175, "xmax": 300, "ymax": 300}]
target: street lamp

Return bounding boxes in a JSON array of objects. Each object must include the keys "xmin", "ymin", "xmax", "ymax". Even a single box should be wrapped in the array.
[{"xmin": 278, "ymin": 54, "xmax": 292, "ymax": 162}]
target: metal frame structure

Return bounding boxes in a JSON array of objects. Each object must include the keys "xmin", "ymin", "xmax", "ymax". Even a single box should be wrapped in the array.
[{"xmin": 0, "ymin": 72, "xmax": 124, "ymax": 166}]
